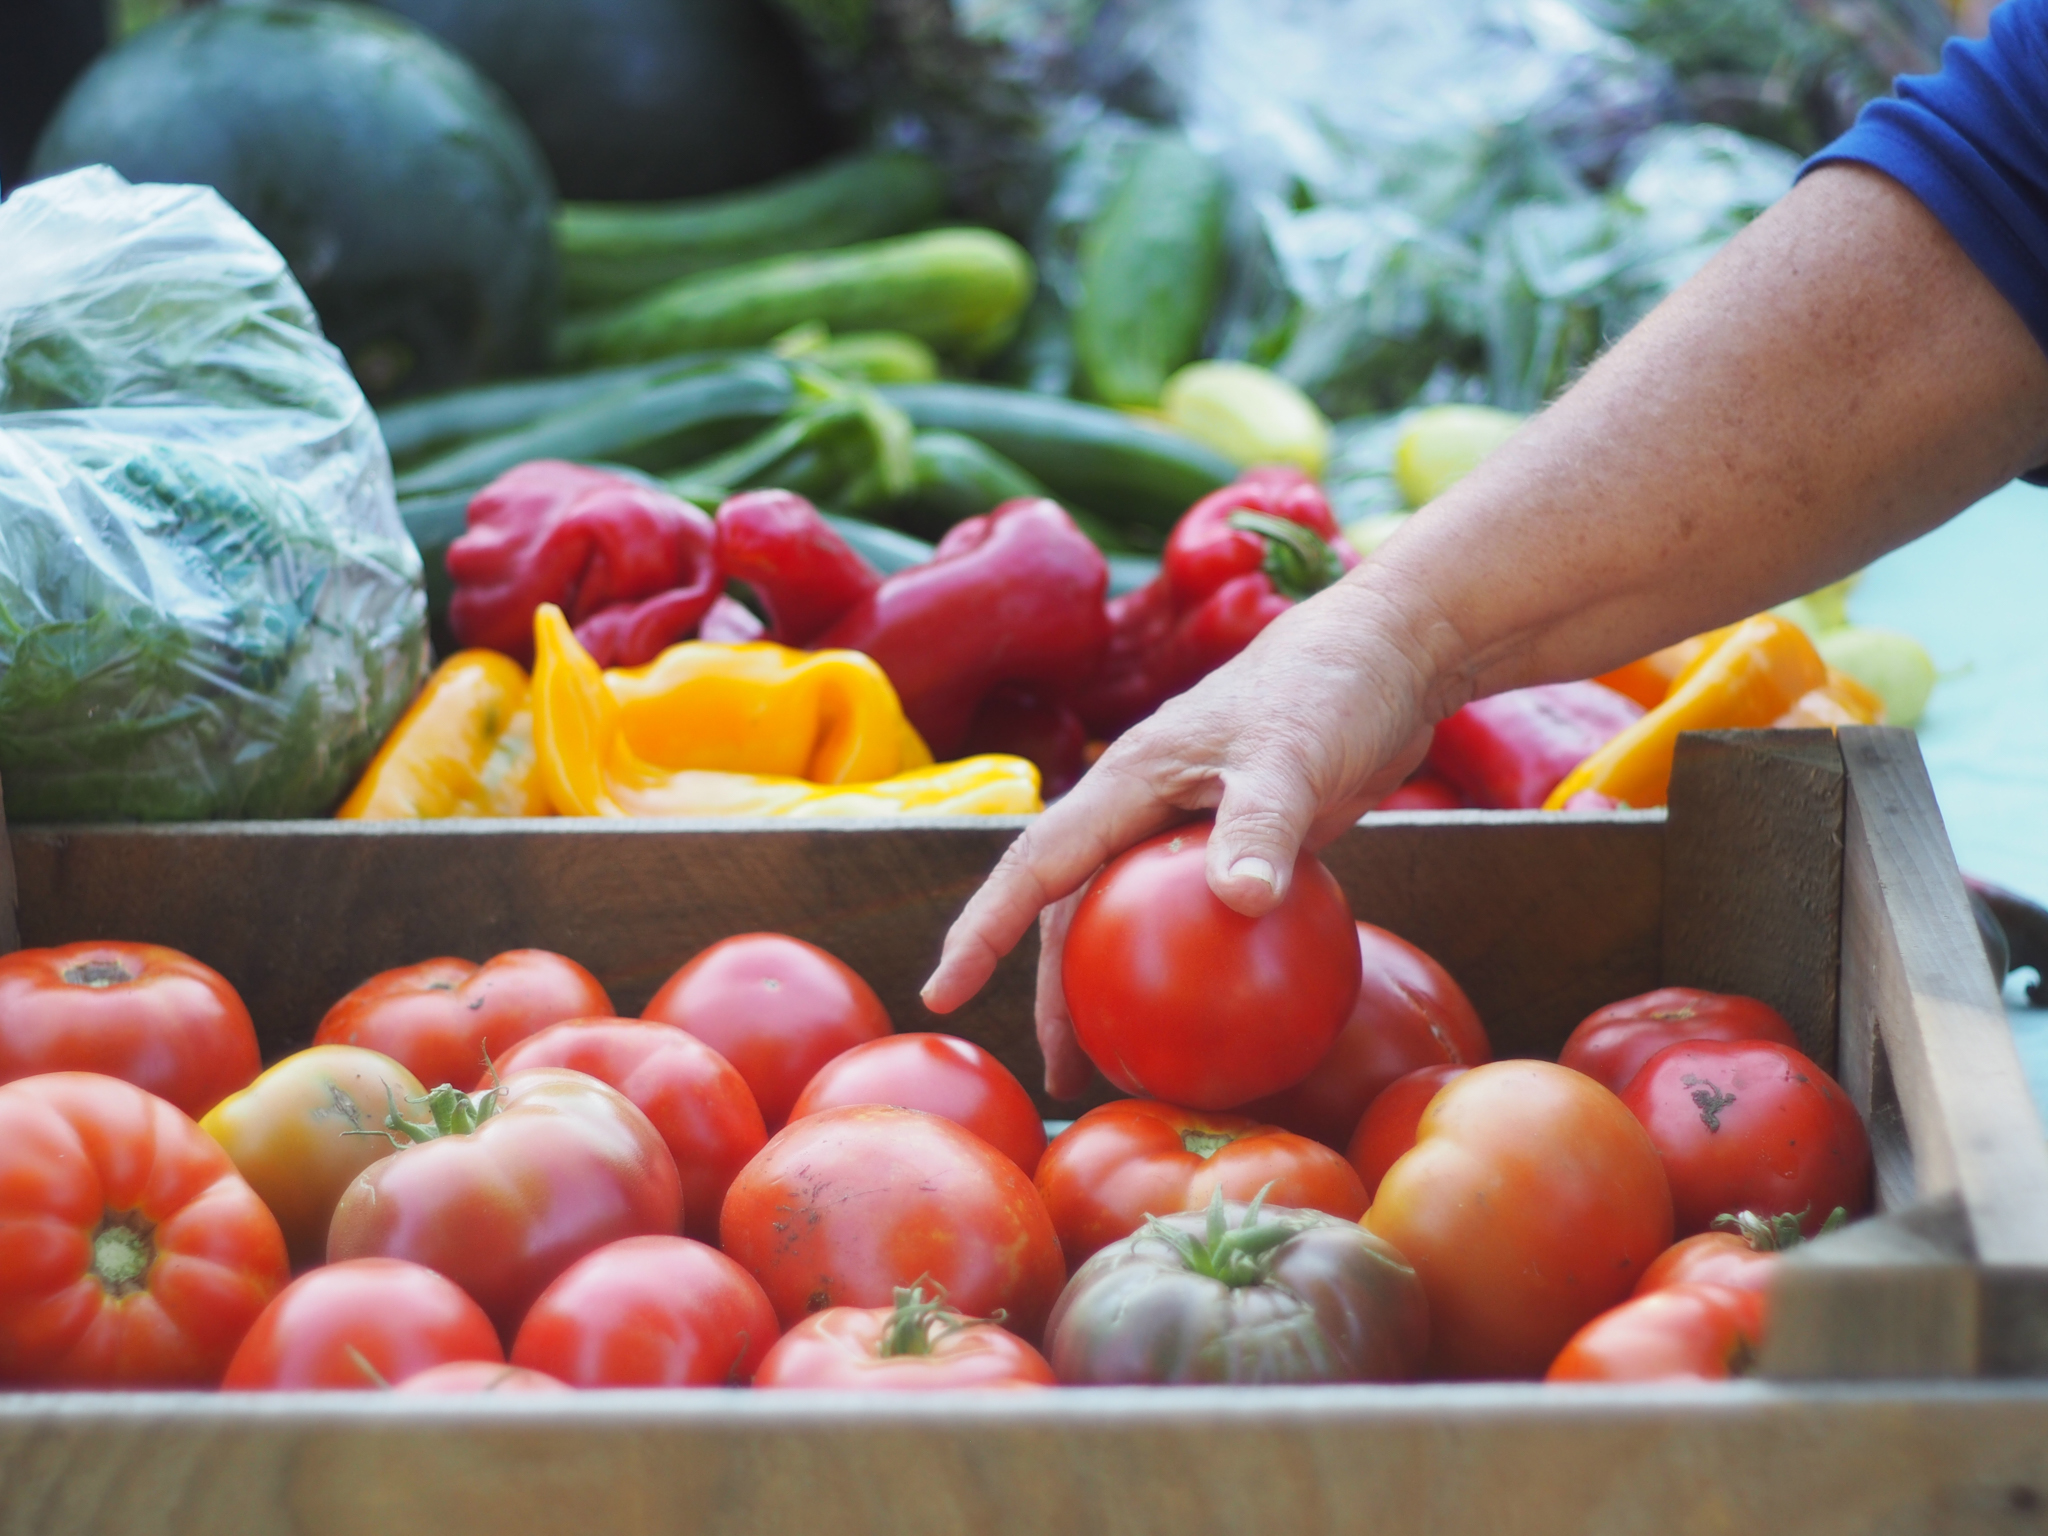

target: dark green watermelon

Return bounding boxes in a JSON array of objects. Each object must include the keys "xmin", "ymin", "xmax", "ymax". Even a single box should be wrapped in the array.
[{"xmin": 30, "ymin": 2, "xmax": 558, "ymax": 401}]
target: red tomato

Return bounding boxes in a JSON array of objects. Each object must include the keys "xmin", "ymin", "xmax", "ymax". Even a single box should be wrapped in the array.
[
  {"xmin": 494, "ymin": 1019, "xmax": 765, "ymax": 1244},
  {"xmin": 313, "ymin": 950, "xmax": 614, "ymax": 1092},
  {"xmin": 1634, "ymin": 1230, "xmax": 1779, "ymax": 1297},
  {"xmin": 327, "ymin": 1068, "xmax": 683, "ymax": 1338},
  {"xmin": 722, "ymin": 1105, "xmax": 1065, "ymax": 1340},
  {"xmin": 788, "ymin": 1032, "xmax": 1047, "ymax": 1175},
  {"xmin": 0, "ymin": 943, "xmax": 260, "ymax": 1119},
  {"xmin": 1365, "ymin": 1061, "xmax": 1673, "ymax": 1379},
  {"xmin": 754, "ymin": 1288, "xmax": 1055, "ymax": 1390},
  {"xmin": 0, "ymin": 1072, "xmax": 288, "ymax": 1388},
  {"xmin": 1546, "ymin": 1282, "xmax": 1767, "ymax": 1383},
  {"xmin": 511, "ymin": 1235, "xmax": 778, "ymax": 1387},
  {"xmin": 1559, "ymin": 987, "xmax": 1801, "ymax": 1095},
  {"xmin": 1620, "ymin": 1039, "xmax": 1870, "ymax": 1238},
  {"xmin": 1345, "ymin": 1063, "xmax": 1471, "ymax": 1200},
  {"xmin": 1244, "ymin": 923, "xmax": 1491, "ymax": 1148},
  {"xmin": 394, "ymin": 1361, "xmax": 572, "ymax": 1393},
  {"xmin": 643, "ymin": 934, "xmax": 892, "ymax": 1131},
  {"xmin": 222, "ymin": 1258, "xmax": 501, "ymax": 1390},
  {"xmin": 1062, "ymin": 821, "xmax": 1362, "ymax": 1110},
  {"xmin": 1035, "ymin": 1099, "xmax": 1368, "ymax": 1269}
]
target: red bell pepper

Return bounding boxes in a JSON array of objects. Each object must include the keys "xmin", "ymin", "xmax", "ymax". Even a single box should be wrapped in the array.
[
  {"xmin": 1378, "ymin": 773, "xmax": 1468, "ymax": 811},
  {"xmin": 1426, "ymin": 682, "xmax": 1645, "ymax": 810},
  {"xmin": 713, "ymin": 490, "xmax": 881, "ymax": 647},
  {"xmin": 962, "ymin": 685, "xmax": 1089, "ymax": 800}
]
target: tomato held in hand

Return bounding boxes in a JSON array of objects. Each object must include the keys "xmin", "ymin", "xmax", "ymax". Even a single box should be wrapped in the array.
[
  {"xmin": 1621, "ymin": 1040, "xmax": 1870, "ymax": 1238},
  {"xmin": 1559, "ymin": 987, "xmax": 1801, "ymax": 1095},
  {"xmin": 222, "ymin": 1258, "xmax": 502, "ymax": 1390},
  {"xmin": 1246, "ymin": 923, "xmax": 1490, "ymax": 1148},
  {"xmin": 754, "ymin": 1285, "xmax": 1056, "ymax": 1391},
  {"xmin": 722, "ymin": 1105, "xmax": 1065, "ymax": 1340},
  {"xmin": 1365, "ymin": 1060, "xmax": 1673, "ymax": 1379},
  {"xmin": 1062, "ymin": 822, "xmax": 1361, "ymax": 1110},
  {"xmin": 511, "ymin": 1235, "xmax": 778, "ymax": 1387},
  {"xmin": 327, "ymin": 1068, "xmax": 683, "ymax": 1338},
  {"xmin": 644, "ymin": 934, "xmax": 892, "ymax": 1131},
  {"xmin": 1036, "ymin": 1099, "xmax": 1368, "ymax": 1269},
  {"xmin": 0, "ymin": 1073, "xmax": 289, "ymax": 1387},
  {"xmin": 313, "ymin": 950, "xmax": 613, "ymax": 1093},
  {"xmin": 0, "ymin": 943, "xmax": 260, "ymax": 1118},
  {"xmin": 1546, "ymin": 1281, "xmax": 1767, "ymax": 1383},
  {"xmin": 1345, "ymin": 1063, "xmax": 1470, "ymax": 1200},
  {"xmin": 494, "ymin": 1019, "xmax": 765, "ymax": 1244},
  {"xmin": 394, "ymin": 1361, "xmax": 571, "ymax": 1393},
  {"xmin": 789, "ymin": 1032, "xmax": 1046, "ymax": 1175}
]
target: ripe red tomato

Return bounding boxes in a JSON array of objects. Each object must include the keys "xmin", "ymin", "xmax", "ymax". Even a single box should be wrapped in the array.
[
  {"xmin": 1036, "ymin": 1099, "xmax": 1369, "ymax": 1269},
  {"xmin": 1559, "ymin": 987, "xmax": 1801, "ymax": 1095},
  {"xmin": 722, "ymin": 1105, "xmax": 1065, "ymax": 1340},
  {"xmin": 494, "ymin": 1019, "xmax": 765, "ymax": 1244},
  {"xmin": 1620, "ymin": 1039, "xmax": 1870, "ymax": 1238},
  {"xmin": 1345, "ymin": 1063, "xmax": 1471, "ymax": 1200},
  {"xmin": 1365, "ymin": 1060, "xmax": 1673, "ymax": 1379},
  {"xmin": 312, "ymin": 950, "xmax": 613, "ymax": 1092},
  {"xmin": 1546, "ymin": 1282, "xmax": 1767, "ymax": 1383},
  {"xmin": 0, "ymin": 1072, "xmax": 289, "ymax": 1388},
  {"xmin": 327, "ymin": 1068, "xmax": 683, "ymax": 1338},
  {"xmin": 511, "ymin": 1235, "xmax": 779, "ymax": 1387},
  {"xmin": 643, "ymin": 934, "xmax": 892, "ymax": 1131},
  {"xmin": 1634, "ymin": 1230, "xmax": 1779, "ymax": 1297},
  {"xmin": 1062, "ymin": 821, "xmax": 1362, "ymax": 1110},
  {"xmin": 1245, "ymin": 923, "xmax": 1491, "ymax": 1148},
  {"xmin": 222, "ymin": 1258, "xmax": 501, "ymax": 1390},
  {"xmin": 788, "ymin": 1032, "xmax": 1047, "ymax": 1175},
  {"xmin": 754, "ymin": 1287, "xmax": 1056, "ymax": 1390},
  {"xmin": 394, "ymin": 1361, "xmax": 571, "ymax": 1393},
  {"xmin": 0, "ymin": 943, "xmax": 260, "ymax": 1119}
]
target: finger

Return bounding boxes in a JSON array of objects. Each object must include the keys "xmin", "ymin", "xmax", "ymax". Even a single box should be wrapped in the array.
[
  {"xmin": 1034, "ymin": 894, "xmax": 1094, "ymax": 1100},
  {"xmin": 1204, "ymin": 757, "xmax": 1325, "ymax": 917}
]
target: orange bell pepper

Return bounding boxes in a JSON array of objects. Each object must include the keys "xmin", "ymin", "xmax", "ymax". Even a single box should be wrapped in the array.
[
  {"xmin": 1596, "ymin": 626, "xmax": 1736, "ymax": 710},
  {"xmin": 337, "ymin": 650, "xmax": 549, "ymax": 819},
  {"xmin": 1774, "ymin": 667, "xmax": 1887, "ymax": 729}
]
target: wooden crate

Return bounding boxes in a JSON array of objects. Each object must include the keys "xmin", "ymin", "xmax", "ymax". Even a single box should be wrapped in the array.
[{"xmin": 3, "ymin": 725, "xmax": 2048, "ymax": 1536}]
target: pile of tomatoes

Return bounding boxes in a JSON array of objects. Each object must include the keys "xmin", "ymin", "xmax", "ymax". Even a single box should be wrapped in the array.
[{"xmin": 0, "ymin": 821, "xmax": 1872, "ymax": 1393}]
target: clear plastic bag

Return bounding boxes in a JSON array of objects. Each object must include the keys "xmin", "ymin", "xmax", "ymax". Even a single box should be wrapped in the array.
[{"xmin": 0, "ymin": 167, "xmax": 429, "ymax": 821}]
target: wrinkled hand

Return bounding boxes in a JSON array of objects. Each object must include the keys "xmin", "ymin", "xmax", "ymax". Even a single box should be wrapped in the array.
[{"xmin": 920, "ymin": 573, "xmax": 1454, "ymax": 1097}]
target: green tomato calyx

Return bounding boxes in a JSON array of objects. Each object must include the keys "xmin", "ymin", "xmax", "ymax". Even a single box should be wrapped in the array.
[
  {"xmin": 876, "ymin": 1282, "xmax": 1001, "ymax": 1358},
  {"xmin": 1145, "ymin": 1185, "xmax": 1301, "ymax": 1288},
  {"xmin": 358, "ymin": 1080, "xmax": 504, "ymax": 1147},
  {"xmin": 1712, "ymin": 1206, "xmax": 1848, "ymax": 1250}
]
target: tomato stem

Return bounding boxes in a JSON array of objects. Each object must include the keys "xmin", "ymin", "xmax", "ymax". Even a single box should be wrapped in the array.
[
  {"xmin": 351, "ymin": 1081, "xmax": 504, "ymax": 1148},
  {"xmin": 1712, "ymin": 1206, "xmax": 1849, "ymax": 1250},
  {"xmin": 1143, "ymin": 1185, "xmax": 1301, "ymax": 1288},
  {"xmin": 62, "ymin": 958, "xmax": 136, "ymax": 989},
  {"xmin": 90, "ymin": 1213, "xmax": 155, "ymax": 1295},
  {"xmin": 875, "ymin": 1282, "xmax": 1003, "ymax": 1358}
]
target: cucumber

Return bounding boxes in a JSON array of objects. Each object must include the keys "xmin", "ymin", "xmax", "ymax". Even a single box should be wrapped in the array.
[
  {"xmin": 804, "ymin": 331, "xmax": 940, "ymax": 385},
  {"xmin": 822, "ymin": 515, "xmax": 935, "ymax": 576},
  {"xmin": 872, "ymin": 431, "xmax": 1051, "ymax": 540},
  {"xmin": 555, "ymin": 229, "xmax": 1036, "ymax": 369},
  {"xmin": 557, "ymin": 151, "xmax": 948, "ymax": 309},
  {"xmin": 1074, "ymin": 135, "xmax": 1227, "ymax": 408}
]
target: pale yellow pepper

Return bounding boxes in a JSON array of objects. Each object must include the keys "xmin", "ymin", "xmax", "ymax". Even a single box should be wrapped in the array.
[{"xmin": 337, "ymin": 649, "xmax": 549, "ymax": 819}]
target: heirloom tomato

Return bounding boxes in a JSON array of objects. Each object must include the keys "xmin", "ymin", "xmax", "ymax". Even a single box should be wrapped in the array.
[
  {"xmin": 222, "ymin": 1258, "xmax": 501, "ymax": 1390},
  {"xmin": 643, "ymin": 933, "xmax": 891, "ymax": 1131},
  {"xmin": 1061, "ymin": 822, "xmax": 1360, "ymax": 1110},
  {"xmin": 0, "ymin": 1073, "xmax": 288, "ymax": 1388},
  {"xmin": 1546, "ymin": 1281, "xmax": 1767, "ymax": 1383},
  {"xmin": 789, "ymin": 1032, "xmax": 1046, "ymax": 1175},
  {"xmin": 494, "ymin": 1019, "xmax": 765, "ymax": 1243},
  {"xmin": 312, "ymin": 950, "xmax": 613, "ymax": 1093},
  {"xmin": 1365, "ymin": 1060, "xmax": 1673, "ymax": 1378},
  {"xmin": 1036, "ymin": 1099, "xmax": 1367, "ymax": 1269},
  {"xmin": 754, "ymin": 1284, "xmax": 1055, "ymax": 1391},
  {"xmin": 0, "ymin": 942, "xmax": 259, "ymax": 1118},
  {"xmin": 1345, "ymin": 1063, "xmax": 1470, "ymax": 1200},
  {"xmin": 722, "ymin": 1105, "xmax": 1065, "ymax": 1339},
  {"xmin": 395, "ymin": 1361, "xmax": 571, "ymax": 1393},
  {"xmin": 1245, "ymin": 923, "xmax": 1490, "ymax": 1148},
  {"xmin": 327, "ymin": 1068, "xmax": 682, "ymax": 1338},
  {"xmin": 1635, "ymin": 1209, "xmax": 1840, "ymax": 1298},
  {"xmin": 1559, "ymin": 987, "xmax": 1801, "ymax": 1095}
]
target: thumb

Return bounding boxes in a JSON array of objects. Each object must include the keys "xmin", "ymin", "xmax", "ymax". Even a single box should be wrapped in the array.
[{"xmin": 1205, "ymin": 767, "xmax": 1319, "ymax": 918}]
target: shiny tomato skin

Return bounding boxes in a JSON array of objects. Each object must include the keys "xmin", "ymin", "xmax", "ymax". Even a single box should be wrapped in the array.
[
  {"xmin": 0, "ymin": 943, "xmax": 260, "ymax": 1119},
  {"xmin": 394, "ymin": 1361, "xmax": 571, "ymax": 1393},
  {"xmin": 1246, "ymin": 923, "xmax": 1491, "ymax": 1148},
  {"xmin": 1634, "ymin": 1231, "xmax": 1778, "ymax": 1297},
  {"xmin": 222, "ymin": 1258, "xmax": 501, "ymax": 1390},
  {"xmin": 326, "ymin": 1068, "xmax": 683, "ymax": 1339},
  {"xmin": 201, "ymin": 1045, "xmax": 428, "ymax": 1271},
  {"xmin": 493, "ymin": 1019, "xmax": 765, "ymax": 1244},
  {"xmin": 721, "ymin": 1105, "xmax": 1065, "ymax": 1340},
  {"xmin": 510, "ymin": 1235, "xmax": 778, "ymax": 1387},
  {"xmin": 643, "ymin": 934, "xmax": 892, "ymax": 1132},
  {"xmin": 1560, "ymin": 988, "xmax": 1801, "ymax": 1095},
  {"xmin": 1365, "ymin": 1060, "xmax": 1673, "ymax": 1379},
  {"xmin": 1345, "ymin": 1064, "xmax": 1471, "ymax": 1201},
  {"xmin": 1546, "ymin": 1282, "xmax": 1767, "ymax": 1383},
  {"xmin": 788, "ymin": 1032, "xmax": 1047, "ymax": 1175},
  {"xmin": 1621, "ymin": 1039, "xmax": 1871, "ymax": 1238},
  {"xmin": 1035, "ymin": 1099, "xmax": 1368, "ymax": 1270},
  {"xmin": 313, "ymin": 950, "xmax": 614, "ymax": 1094},
  {"xmin": 0, "ymin": 1073, "xmax": 289, "ymax": 1388},
  {"xmin": 754, "ymin": 1306, "xmax": 1055, "ymax": 1390}
]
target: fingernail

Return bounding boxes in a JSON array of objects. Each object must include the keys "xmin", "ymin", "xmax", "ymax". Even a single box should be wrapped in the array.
[{"xmin": 1228, "ymin": 856, "xmax": 1277, "ymax": 892}]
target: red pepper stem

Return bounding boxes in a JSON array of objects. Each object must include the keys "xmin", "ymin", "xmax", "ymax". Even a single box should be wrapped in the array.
[{"xmin": 1225, "ymin": 511, "xmax": 1344, "ymax": 602}]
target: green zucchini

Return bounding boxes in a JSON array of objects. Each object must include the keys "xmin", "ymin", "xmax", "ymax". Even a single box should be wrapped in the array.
[
  {"xmin": 804, "ymin": 331, "xmax": 940, "ymax": 385},
  {"xmin": 1074, "ymin": 135, "xmax": 1227, "ymax": 408},
  {"xmin": 557, "ymin": 151, "xmax": 948, "ymax": 309},
  {"xmin": 555, "ymin": 229, "xmax": 1036, "ymax": 369}
]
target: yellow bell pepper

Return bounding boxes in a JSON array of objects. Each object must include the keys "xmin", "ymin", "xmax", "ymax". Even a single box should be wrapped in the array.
[
  {"xmin": 1545, "ymin": 614, "xmax": 1828, "ymax": 810},
  {"xmin": 337, "ymin": 650, "xmax": 549, "ymax": 819},
  {"xmin": 530, "ymin": 603, "xmax": 1040, "ymax": 817}
]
